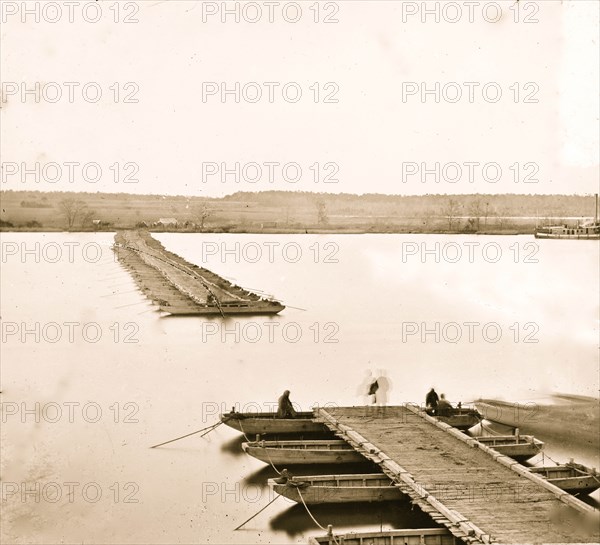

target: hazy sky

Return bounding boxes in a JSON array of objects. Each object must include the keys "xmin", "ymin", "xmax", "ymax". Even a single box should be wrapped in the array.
[{"xmin": 2, "ymin": 0, "xmax": 598, "ymax": 197}]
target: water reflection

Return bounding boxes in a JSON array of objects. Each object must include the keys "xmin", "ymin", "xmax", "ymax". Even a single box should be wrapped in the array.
[
  {"xmin": 270, "ymin": 500, "xmax": 439, "ymax": 536},
  {"xmin": 242, "ymin": 466, "xmax": 280, "ymax": 486},
  {"xmin": 221, "ymin": 435, "xmax": 247, "ymax": 456}
]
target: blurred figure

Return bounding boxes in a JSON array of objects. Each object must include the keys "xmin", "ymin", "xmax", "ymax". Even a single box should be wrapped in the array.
[
  {"xmin": 426, "ymin": 387, "xmax": 439, "ymax": 415},
  {"xmin": 437, "ymin": 393, "xmax": 452, "ymax": 417},
  {"xmin": 374, "ymin": 369, "xmax": 391, "ymax": 406},
  {"xmin": 277, "ymin": 390, "xmax": 297, "ymax": 418},
  {"xmin": 357, "ymin": 370, "xmax": 379, "ymax": 405},
  {"xmin": 368, "ymin": 374, "xmax": 379, "ymax": 404}
]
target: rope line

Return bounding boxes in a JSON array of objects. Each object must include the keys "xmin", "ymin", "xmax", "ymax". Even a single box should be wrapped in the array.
[
  {"xmin": 233, "ymin": 495, "xmax": 281, "ymax": 531},
  {"xmin": 237, "ymin": 419, "xmax": 283, "ymax": 476},
  {"xmin": 479, "ymin": 420, "xmax": 505, "ymax": 437},
  {"xmin": 530, "ymin": 450, "xmax": 562, "ymax": 468},
  {"xmin": 263, "ymin": 443, "xmax": 283, "ymax": 476},
  {"xmin": 296, "ymin": 488, "xmax": 340, "ymax": 545},
  {"xmin": 150, "ymin": 417, "xmax": 228, "ymax": 448},
  {"xmin": 237, "ymin": 419, "xmax": 251, "ymax": 443},
  {"xmin": 199, "ymin": 420, "xmax": 223, "ymax": 439}
]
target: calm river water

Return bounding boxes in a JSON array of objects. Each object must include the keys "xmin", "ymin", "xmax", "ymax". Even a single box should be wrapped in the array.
[{"xmin": 1, "ymin": 233, "xmax": 598, "ymax": 544}]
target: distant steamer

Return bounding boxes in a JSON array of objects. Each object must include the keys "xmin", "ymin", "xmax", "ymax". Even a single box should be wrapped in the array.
[{"xmin": 535, "ymin": 194, "xmax": 600, "ymax": 239}]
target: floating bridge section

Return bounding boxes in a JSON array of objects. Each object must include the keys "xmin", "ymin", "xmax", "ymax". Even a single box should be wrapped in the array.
[
  {"xmin": 313, "ymin": 406, "xmax": 599, "ymax": 544},
  {"xmin": 113, "ymin": 231, "xmax": 284, "ymax": 315}
]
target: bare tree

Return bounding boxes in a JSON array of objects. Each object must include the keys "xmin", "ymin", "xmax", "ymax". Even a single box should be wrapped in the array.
[
  {"xmin": 468, "ymin": 198, "xmax": 484, "ymax": 231},
  {"xmin": 483, "ymin": 201, "xmax": 490, "ymax": 229},
  {"xmin": 58, "ymin": 198, "xmax": 88, "ymax": 229},
  {"xmin": 192, "ymin": 204, "xmax": 212, "ymax": 231},
  {"xmin": 441, "ymin": 198, "xmax": 460, "ymax": 230},
  {"xmin": 495, "ymin": 207, "xmax": 510, "ymax": 230},
  {"xmin": 315, "ymin": 200, "xmax": 328, "ymax": 225}
]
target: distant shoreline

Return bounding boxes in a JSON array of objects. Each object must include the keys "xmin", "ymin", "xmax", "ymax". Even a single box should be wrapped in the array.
[
  {"xmin": 0, "ymin": 227, "xmax": 533, "ymax": 235},
  {"xmin": 3, "ymin": 190, "xmax": 596, "ymax": 234}
]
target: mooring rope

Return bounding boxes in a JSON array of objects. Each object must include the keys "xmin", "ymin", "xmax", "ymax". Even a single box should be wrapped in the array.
[
  {"xmin": 530, "ymin": 450, "xmax": 562, "ymax": 468},
  {"xmin": 150, "ymin": 418, "xmax": 227, "ymax": 448},
  {"xmin": 233, "ymin": 494, "xmax": 281, "ymax": 531},
  {"xmin": 199, "ymin": 420, "xmax": 223, "ymax": 439},
  {"xmin": 237, "ymin": 418, "xmax": 251, "ymax": 443},
  {"xmin": 296, "ymin": 488, "xmax": 340, "ymax": 545},
  {"xmin": 263, "ymin": 443, "xmax": 283, "ymax": 476},
  {"xmin": 479, "ymin": 420, "xmax": 505, "ymax": 436},
  {"xmin": 237, "ymin": 419, "xmax": 283, "ymax": 476}
]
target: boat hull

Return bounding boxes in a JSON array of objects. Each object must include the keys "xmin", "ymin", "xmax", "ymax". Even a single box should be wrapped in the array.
[
  {"xmin": 308, "ymin": 528, "xmax": 458, "ymax": 545},
  {"xmin": 242, "ymin": 440, "xmax": 366, "ymax": 465},
  {"xmin": 437, "ymin": 412, "xmax": 481, "ymax": 430},
  {"xmin": 222, "ymin": 412, "xmax": 326, "ymax": 435},
  {"xmin": 474, "ymin": 435, "xmax": 544, "ymax": 462},
  {"xmin": 475, "ymin": 397, "xmax": 600, "ymax": 452},
  {"xmin": 530, "ymin": 465, "xmax": 600, "ymax": 495},
  {"xmin": 269, "ymin": 474, "xmax": 404, "ymax": 504},
  {"xmin": 535, "ymin": 232, "xmax": 599, "ymax": 240}
]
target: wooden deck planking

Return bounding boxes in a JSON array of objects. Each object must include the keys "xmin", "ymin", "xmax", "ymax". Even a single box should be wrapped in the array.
[{"xmin": 315, "ymin": 406, "xmax": 599, "ymax": 544}]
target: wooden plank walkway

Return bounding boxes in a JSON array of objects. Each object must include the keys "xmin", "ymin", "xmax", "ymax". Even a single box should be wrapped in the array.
[{"xmin": 314, "ymin": 406, "xmax": 600, "ymax": 544}]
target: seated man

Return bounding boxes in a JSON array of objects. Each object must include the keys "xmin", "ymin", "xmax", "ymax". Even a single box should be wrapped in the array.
[
  {"xmin": 436, "ymin": 393, "xmax": 452, "ymax": 417},
  {"xmin": 277, "ymin": 390, "xmax": 297, "ymax": 418}
]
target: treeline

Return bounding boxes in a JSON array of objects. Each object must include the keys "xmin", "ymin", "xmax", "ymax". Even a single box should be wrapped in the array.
[
  {"xmin": 0, "ymin": 190, "xmax": 597, "ymax": 233},
  {"xmin": 222, "ymin": 191, "xmax": 598, "ymax": 218}
]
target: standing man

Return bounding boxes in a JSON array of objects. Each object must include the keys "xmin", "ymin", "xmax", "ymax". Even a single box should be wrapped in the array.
[{"xmin": 426, "ymin": 387, "xmax": 439, "ymax": 415}]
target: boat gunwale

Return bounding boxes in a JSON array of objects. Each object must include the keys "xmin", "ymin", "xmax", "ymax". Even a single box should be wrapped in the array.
[
  {"xmin": 243, "ymin": 439, "xmax": 353, "ymax": 448},
  {"xmin": 222, "ymin": 411, "xmax": 315, "ymax": 420},
  {"xmin": 530, "ymin": 463, "xmax": 597, "ymax": 477},
  {"xmin": 267, "ymin": 473, "xmax": 397, "ymax": 488},
  {"xmin": 473, "ymin": 434, "xmax": 544, "ymax": 448},
  {"xmin": 308, "ymin": 527, "xmax": 455, "ymax": 545}
]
